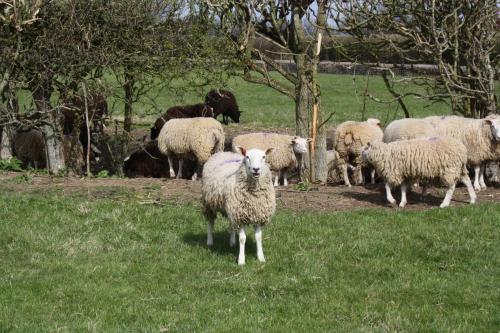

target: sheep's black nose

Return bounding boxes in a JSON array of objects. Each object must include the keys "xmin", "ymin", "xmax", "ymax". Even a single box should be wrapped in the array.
[{"xmin": 253, "ymin": 168, "xmax": 260, "ymax": 173}]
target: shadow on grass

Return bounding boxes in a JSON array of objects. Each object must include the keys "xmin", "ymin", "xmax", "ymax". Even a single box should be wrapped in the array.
[
  {"xmin": 182, "ymin": 230, "xmax": 257, "ymax": 257},
  {"xmin": 339, "ymin": 185, "xmax": 451, "ymax": 208}
]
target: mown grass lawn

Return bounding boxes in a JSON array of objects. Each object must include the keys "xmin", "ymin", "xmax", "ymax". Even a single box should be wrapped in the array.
[{"xmin": 0, "ymin": 189, "xmax": 498, "ymax": 332}]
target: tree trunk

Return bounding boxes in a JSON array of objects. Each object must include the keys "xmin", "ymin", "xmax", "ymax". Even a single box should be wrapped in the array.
[
  {"xmin": 123, "ymin": 71, "xmax": 134, "ymax": 133},
  {"xmin": 294, "ymin": 54, "xmax": 309, "ymax": 139},
  {"xmin": 41, "ymin": 122, "xmax": 65, "ymax": 173},
  {"xmin": 32, "ymin": 83, "xmax": 65, "ymax": 174},
  {"xmin": 0, "ymin": 126, "xmax": 13, "ymax": 160}
]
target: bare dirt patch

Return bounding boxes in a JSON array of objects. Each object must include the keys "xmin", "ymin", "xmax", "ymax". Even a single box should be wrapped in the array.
[{"xmin": 1, "ymin": 172, "xmax": 498, "ymax": 212}]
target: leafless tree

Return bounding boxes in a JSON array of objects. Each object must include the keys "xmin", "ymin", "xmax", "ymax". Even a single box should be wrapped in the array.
[
  {"xmin": 206, "ymin": 0, "xmax": 331, "ymax": 183},
  {"xmin": 331, "ymin": 0, "xmax": 498, "ymax": 118}
]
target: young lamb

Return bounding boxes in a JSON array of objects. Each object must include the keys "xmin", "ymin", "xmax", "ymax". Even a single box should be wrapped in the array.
[
  {"xmin": 231, "ymin": 133, "xmax": 311, "ymax": 186},
  {"xmin": 424, "ymin": 115, "xmax": 500, "ymax": 191},
  {"xmin": 150, "ymin": 103, "xmax": 214, "ymax": 140},
  {"xmin": 201, "ymin": 147, "xmax": 275, "ymax": 265},
  {"xmin": 157, "ymin": 117, "xmax": 224, "ymax": 180},
  {"xmin": 362, "ymin": 137, "xmax": 476, "ymax": 208},
  {"xmin": 333, "ymin": 118, "xmax": 383, "ymax": 187}
]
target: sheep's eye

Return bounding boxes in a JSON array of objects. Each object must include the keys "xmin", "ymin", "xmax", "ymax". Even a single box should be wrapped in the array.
[
  {"xmin": 262, "ymin": 156, "xmax": 265, "ymax": 159},
  {"xmin": 246, "ymin": 156, "xmax": 249, "ymax": 159}
]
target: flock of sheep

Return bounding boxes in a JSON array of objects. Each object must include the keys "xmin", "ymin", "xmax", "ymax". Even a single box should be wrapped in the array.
[
  {"xmin": 4, "ymin": 89, "xmax": 500, "ymax": 265},
  {"xmin": 149, "ymin": 112, "xmax": 500, "ymax": 264}
]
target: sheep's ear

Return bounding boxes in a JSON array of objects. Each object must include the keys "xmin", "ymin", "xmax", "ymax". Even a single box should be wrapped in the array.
[
  {"xmin": 366, "ymin": 142, "xmax": 372, "ymax": 148},
  {"xmin": 485, "ymin": 119, "xmax": 493, "ymax": 125},
  {"xmin": 265, "ymin": 148, "xmax": 274, "ymax": 155},
  {"xmin": 236, "ymin": 146, "xmax": 246, "ymax": 156},
  {"xmin": 307, "ymin": 138, "xmax": 313, "ymax": 143}
]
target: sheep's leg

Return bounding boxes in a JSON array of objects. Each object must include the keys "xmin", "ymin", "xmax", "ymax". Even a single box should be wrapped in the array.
[
  {"xmin": 421, "ymin": 184, "xmax": 428, "ymax": 196},
  {"xmin": 237, "ymin": 227, "xmax": 246, "ymax": 266},
  {"xmin": 357, "ymin": 167, "xmax": 364, "ymax": 185},
  {"xmin": 167, "ymin": 155, "xmax": 175, "ymax": 178},
  {"xmin": 473, "ymin": 165, "xmax": 481, "ymax": 191},
  {"xmin": 440, "ymin": 183, "xmax": 456, "ymax": 208},
  {"xmin": 370, "ymin": 169, "xmax": 376, "ymax": 184},
  {"xmin": 176, "ymin": 159, "xmax": 183, "ymax": 179},
  {"xmin": 255, "ymin": 225, "xmax": 265, "ymax": 263},
  {"xmin": 283, "ymin": 170, "xmax": 288, "ymax": 187},
  {"xmin": 229, "ymin": 229, "xmax": 236, "ymax": 247},
  {"xmin": 399, "ymin": 182, "xmax": 408, "ymax": 208},
  {"xmin": 274, "ymin": 173, "xmax": 279, "ymax": 187},
  {"xmin": 207, "ymin": 218, "xmax": 215, "ymax": 247},
  {"xmin": 461, "ymin": 174, "xmax": 477, "ymax": 204},
  {"xmin": 479, "ymin": 164, "xmax": 487, "ymax": 189},
  {"xmin": 191, "ymin": 162, "xmax": 200, "ymax": 181},
  {"xmin": 342, "ymin": 164, "xmax": 351, "ymax": 187},
  {"xmin": 385, "ymin": 183, "xmax": 396, "ymax": 205}
]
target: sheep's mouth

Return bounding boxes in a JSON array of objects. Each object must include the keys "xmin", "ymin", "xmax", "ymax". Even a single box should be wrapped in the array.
[{"xmin": 252, "ymin": 172, "xmax": 260, "ymax": 178}]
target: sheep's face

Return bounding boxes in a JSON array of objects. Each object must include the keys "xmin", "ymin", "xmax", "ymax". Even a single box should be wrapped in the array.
[
  {"xmin": 361, "ymin": 142, "xmax": 379, "ymax": 163},
  {"xmin": 237, "ymin": 147, "xmax": 274, "ymax": 178},
  {"xmin": 486, "ymin": 117, "xmax": 500, "ymax": 141},
  {"xmin": 292, "ymin": 136, "xmax": 312, "ymax": 155}
]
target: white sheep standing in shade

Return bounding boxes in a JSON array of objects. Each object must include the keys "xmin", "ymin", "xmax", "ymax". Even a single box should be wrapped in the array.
[
  {"xmin": 231, "ymin": 133, "xmax": 311, "ymax": 186},
  {"xmin": 157, "ymin": 117, "xmax": 224, "ymax": 180},
  {"xmin": 333, "ymin": 118, "xmax": 383, "ymax": 187},
  {"xmin": 362, "ymin": 136, "xmax": 476, "ymax": 208},
  {"xmin": 201, "ymin": 147, "xmax": 275, "ymax": 265},
  {"xmin": 423, "ymin": 115, "xmax": 500, "ymax": 191}
]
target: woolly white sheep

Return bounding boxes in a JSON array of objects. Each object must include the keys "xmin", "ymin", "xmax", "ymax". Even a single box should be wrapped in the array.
[
  {"xmin": 383, "ymin": 118, "xmax": 435, "ymax": 143},
  {"xmin": 424, "ymin": 115, "xmax": 500, "ymax": 191},
  {"xmin": 333, "ymin": 118, "xmax": 383, "ymax": 187},
  {"xmin": 362, "ymin": 136, "xmax": 476, "ymax": 208},
  {"xmin": 157, "ymin": 117, "xmax": 224, "ymax": 180},
  {"xmin": 201, "ymin": 147, "xmax": 275, "ymax": 265},
  {"xmin": 231, "ymin": 133, "xmax": 311, "ymax": 186}
]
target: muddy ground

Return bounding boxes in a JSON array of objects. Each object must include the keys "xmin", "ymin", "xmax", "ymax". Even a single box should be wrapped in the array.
[{"xmin": 1, "ymin": 171, "xmax": 498, "ymax": 213}]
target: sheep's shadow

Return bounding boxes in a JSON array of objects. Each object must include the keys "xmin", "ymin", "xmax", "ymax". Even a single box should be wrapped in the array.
[
  {"xmin": 182, "ymin": 230, "xmax": 256, "ymax": 257},
  {"xmin": 339, "ymin": 185, "xmax": 448, "ymax": 208}
]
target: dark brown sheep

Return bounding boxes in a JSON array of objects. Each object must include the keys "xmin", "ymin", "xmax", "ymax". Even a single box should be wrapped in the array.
[
  {"xmin": 150, "ymin": 103, "xmax": 214, "ymax": 140},
  {"xmin": 123, "ymin": 141, "xmax": 196, "ymax": 178},
  {"xmin": 205, "ymin": 89, "xmax": 240, "ymax": 125}
]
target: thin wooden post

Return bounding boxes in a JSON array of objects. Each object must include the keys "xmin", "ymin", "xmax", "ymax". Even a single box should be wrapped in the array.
[{"xmin": 81, "ymin": 82, "xmax": 91, "ymax": 176}]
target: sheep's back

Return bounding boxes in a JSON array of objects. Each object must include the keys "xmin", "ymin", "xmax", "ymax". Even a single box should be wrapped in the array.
[
  {"xmin": 231, "ymin": 133, "xmax": 296, "ymax": 171},
  {"xmin": 383, "ymin": 118, "xmax": 435, "ymax": 143}
]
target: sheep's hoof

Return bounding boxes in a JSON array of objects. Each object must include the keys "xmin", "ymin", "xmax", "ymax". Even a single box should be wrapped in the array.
[
  {"xmin": 238, "ymin": 259, "xmax": 245, "ymax": 266},
  {"xmin": 257, "ymin": 257, "xmax": 266, "ymax": 263},
  {"xmin": 474, "ymin": 185, "xmax": 481, "ymax": 192},
  {"xmin": 399, "ymin": 201, "xmax": 407, "ymax": 208},
  {"xmin": 480, "ymin": 184, "xmax": 487, "ymax": 190},
  {"xmin": 169, "ymin": 171, "xmax": 175, "ymax": 178},
  {"xmin": 439, "ymin": 203, "xmax": 450, "ymax": 208}
]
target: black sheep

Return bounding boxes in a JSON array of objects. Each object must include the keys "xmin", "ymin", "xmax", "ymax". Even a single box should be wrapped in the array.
[
  {"xmin": 150, "ymin": 103, "xmax": 214, "ymax": 140},
  {"xmin": 205, "ymin": 89, "xmax": 241, "ymax": 125}
]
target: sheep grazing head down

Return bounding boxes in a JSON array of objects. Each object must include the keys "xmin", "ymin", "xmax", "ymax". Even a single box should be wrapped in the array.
[
  {"xmin": 361, "ymin": 141, "xmax": 381, "ymax": 163},
  {"xmin": 237, "ymin": 146, "xmax": 274, "ymax": 178},
  {"xmin": 291, "ymin": 136, "xmax": 312, "ymax": 155},
  {"xmin": 486, "ymin": 117, "xmax": 500, "ymax": 141}
]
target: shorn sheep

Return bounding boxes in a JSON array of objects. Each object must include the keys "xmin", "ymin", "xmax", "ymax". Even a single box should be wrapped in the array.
[
  {"xmin": 150, "ymin": 103, "xmax": 214, "ymax": 140},
  {"xmin": 157, "ymin": 117, "xmax": 224, "ymax": 180},
  {"xmin": 333, "ymin": 118, "xmax": 383, "ymax": 187},
  {"xmin": 205, "ymin": 89, "xmax": 241, "ymax": 125},
  {"xmin": 201, "ymin": 147, "xmax": 275, "ymax": 265},
  {"xmin": 231, "ymin": 133, "xmax": 311, "ymax": 186},
  {"xmin": 362, "ymin": 137, "xmax": 476, "ymax": 208}
]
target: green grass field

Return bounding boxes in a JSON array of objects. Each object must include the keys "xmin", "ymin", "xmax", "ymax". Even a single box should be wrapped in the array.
[
  {"xmin": 0, "ymin": 189, "xmax": 499, "ymax": 332},
  {"xmin": 17, "ymin": 73, "xmax": 451, "ymax": 129},
  {"xmin": 116, "ymin": 73, "xmax": 450, "ymax": 128}
]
